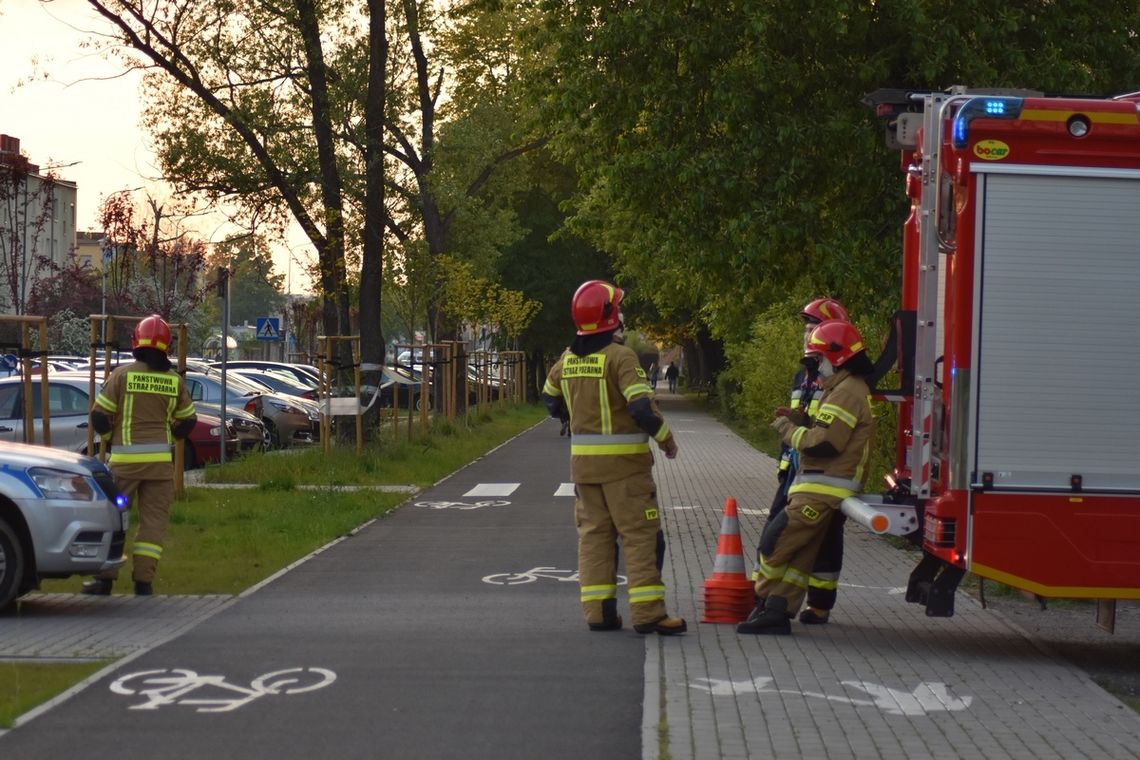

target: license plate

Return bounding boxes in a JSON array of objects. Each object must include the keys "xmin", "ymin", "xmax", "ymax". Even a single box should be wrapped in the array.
[{"xmin": 120, "ymin": 509, "xmax": 130, "ymax": 532}]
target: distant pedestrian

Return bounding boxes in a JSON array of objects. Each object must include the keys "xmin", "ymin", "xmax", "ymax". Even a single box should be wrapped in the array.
[
  {"xmin": 649, "ymin": 362, "xmax": 659, "ymax": 389},
  {"xmin": 665, "ymin": 363, "xmax": 679, "ymax": 393},
  {"xmin": 542, "ymin": 279, "xmax": 685, "ymax": 635}
]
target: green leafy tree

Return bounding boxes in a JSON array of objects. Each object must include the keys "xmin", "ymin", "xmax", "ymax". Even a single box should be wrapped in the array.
[
  {"xmin": 212, "ymin": 236, "xmax": 287, "ymax": 326},
  {"xmin": 82, "ymin": 0, "xmax": 373, "ymax": 383},
  {"xmin": 523, "ymin": 0, "xmax": 1140, "ymax": 381}
]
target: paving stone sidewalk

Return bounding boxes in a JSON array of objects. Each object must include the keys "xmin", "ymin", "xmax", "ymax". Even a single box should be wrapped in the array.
[
  {"xmin": 647, "ymin": 393, "xmax": 1140, "ymax": 760},
  {"xmin": 0, "ymin": 594, "xmax": 234, "ymax": 661}
]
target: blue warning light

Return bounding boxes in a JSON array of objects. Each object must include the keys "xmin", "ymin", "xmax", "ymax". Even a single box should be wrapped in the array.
[{"xmin": 951, "ymin": 97, "xmax": 1023, "ymax": 149}]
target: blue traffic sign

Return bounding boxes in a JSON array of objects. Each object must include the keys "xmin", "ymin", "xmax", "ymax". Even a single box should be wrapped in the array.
[{"xmin": 255, "ymin": 317, "xmax": 281, "ymax": 341}]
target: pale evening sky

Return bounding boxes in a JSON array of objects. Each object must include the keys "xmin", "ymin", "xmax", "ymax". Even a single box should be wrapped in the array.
[{"xmin": 0, "ymin": 0, "xmax": 314, "ymax": 293}]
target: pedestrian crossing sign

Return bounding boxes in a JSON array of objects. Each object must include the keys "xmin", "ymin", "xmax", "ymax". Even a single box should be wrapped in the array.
[{"xmin": 255, "ymin": 317, "xmax": 281, "ymax": 341}]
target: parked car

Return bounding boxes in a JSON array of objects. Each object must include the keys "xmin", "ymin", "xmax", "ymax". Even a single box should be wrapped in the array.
[
  {"xmin": 194, "ymin": 401, "xmax": 269, "ymax": 454},
  {"xmin": 378, "ymin": 365, "xmax": 428, "ymax": 411},
  {"xmin": 184, "ymin": 370, "xmax": 320, "ymax": 448},
  {"xmin": 211, "ymin": 360, "xmax": 321, "ymax": 388},
  {"xmin": 0, "ymin": 440, "xmax": 129, "ymax": 608},
  {"xmin": 229, "ymin": 368, "xmax": 318, "ymax": 400},
  {"xmin": 0, "ymin": 373, "xmax": 240, "ymax": 469}
]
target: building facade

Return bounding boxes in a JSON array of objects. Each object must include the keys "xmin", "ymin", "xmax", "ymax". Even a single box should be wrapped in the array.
[{"xmin": 0, "ymin": 134, "xmax": 78, "ymax": 314}]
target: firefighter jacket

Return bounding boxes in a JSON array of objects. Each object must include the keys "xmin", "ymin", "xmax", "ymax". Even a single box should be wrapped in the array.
[
  {"xmin": 775, "ymin": 368, "xmax": 874, "ymax": 501},
  {"xmin": 543, "ymin": 343, "xmax": 673, "ymax": 484},
  {"xmin": 777, "ymin": 367, "xmax": 823, "ymax": 480},
  {"xmin": 93, "ymin": 360, "xmax": 197, "ymax": 479}
]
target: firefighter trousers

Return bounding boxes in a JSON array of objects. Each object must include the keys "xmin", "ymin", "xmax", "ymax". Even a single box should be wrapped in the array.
[
  {"xmin": 575, "ymin": 473, "xmax": 667, "ymax": 627},
  {"xmin": 754, "ymin": 494, "xmax": 839, "ymax": 613},
  {"xmin": 98, "ymin": 475, "xmax": 174, "ymax": 584},
  {"xmin": 762, "ymin": 483, "xmax": 845, "ymax": 611}
]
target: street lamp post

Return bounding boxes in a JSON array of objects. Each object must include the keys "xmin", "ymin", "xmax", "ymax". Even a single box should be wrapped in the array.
[{"xmin": 99, "ymin": 238, "xmax": 113, "ymax": 347}]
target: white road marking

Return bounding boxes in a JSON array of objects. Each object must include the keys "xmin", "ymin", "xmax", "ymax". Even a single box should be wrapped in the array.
[
  {"xmin": 555, "ymin": 482, "xmax": 575, "ymax": 497},
  {"xmin": 463, "ymin": 483, "xmax": 520, "ymax": 497},
  {"xmin": 689, "ymin": 676, "xmax": 972, "ymax": 715}
]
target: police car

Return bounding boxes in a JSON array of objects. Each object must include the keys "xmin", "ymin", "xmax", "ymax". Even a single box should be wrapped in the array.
[{"xmin": 0, "ymin": 441, "xmax": 128, "ymax": 608}]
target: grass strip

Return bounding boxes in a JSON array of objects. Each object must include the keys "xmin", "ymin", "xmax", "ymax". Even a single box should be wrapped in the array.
[{"xmin": 1, "ymin": 661, "xmax": 110, "ymax": 728}]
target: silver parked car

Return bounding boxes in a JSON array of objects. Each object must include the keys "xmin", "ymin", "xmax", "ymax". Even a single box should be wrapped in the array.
[
  {"xmin": 211, "ymin": 360, "xmax": 320, "ymax": 388},
  {"xmin": 184, "ymin": 370, "xmax": 320, "ymax": 449},
  {"xmin": 0, "ymin": 440, "xmax": 128, "ymax": 608}
]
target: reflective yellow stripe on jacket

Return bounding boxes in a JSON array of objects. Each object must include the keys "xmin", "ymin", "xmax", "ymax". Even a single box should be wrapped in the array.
[
  {"xmin": 109, "ymin": 442, "xmax": 173, "ymax": 465},
  {"xmin": 787, "ymin": 473, "xmax": 861, "ymax": 499},
  {"xmin": 570, "ymin": 433, "xmax": 651, "ymax": 456}
]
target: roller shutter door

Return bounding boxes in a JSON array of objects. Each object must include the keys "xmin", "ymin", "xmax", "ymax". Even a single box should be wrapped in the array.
[{"xmin": 974, "ymin": 168, "xmax": 1140, "ymax": 491}]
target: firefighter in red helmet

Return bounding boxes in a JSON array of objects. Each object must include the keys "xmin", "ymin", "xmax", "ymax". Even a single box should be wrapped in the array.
[
  {"xmin": 82, "ymin": 315, "xmax": 197, "ymax": 596},
  {"xmin": 754, "ymin": 297, "xmax": 851, "ymax": 625},
  {"xmin": 542, "ymin": 280, "xmax": 686, "ymax": 635},
  {"xmin": 739, "ymin": 319, "xmax": 876, "ymax": 634}
]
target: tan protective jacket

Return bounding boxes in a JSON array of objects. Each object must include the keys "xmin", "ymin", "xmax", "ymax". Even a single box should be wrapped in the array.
[
  {"xmin": 780, "ymin": 369, "xmax": 875, "ymax": 500},
  {"xmin": 93, "ymin": 360, "xmax": 197, "ymax": 479},
  {"xmin": 543, "ymin": 343, "xmax": 673, "ymax": 484}
]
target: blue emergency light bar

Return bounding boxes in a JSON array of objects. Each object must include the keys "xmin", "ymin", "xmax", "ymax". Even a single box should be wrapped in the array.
[{"xmin": 951, "ymin": 97, "xmax": 1024, "ymax": 148}]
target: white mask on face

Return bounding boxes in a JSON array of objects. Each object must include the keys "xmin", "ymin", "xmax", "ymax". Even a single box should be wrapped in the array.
[
  {"xmin": 816, "ymin": 355, "xmax": 836, "ymax": 378},
  {"xmin": 802, "ymin": 322, "xmax": 817, "ymax": 352}
]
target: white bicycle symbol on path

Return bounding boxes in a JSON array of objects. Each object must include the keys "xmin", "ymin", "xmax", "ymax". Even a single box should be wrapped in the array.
[
  {"xmin": 482, "ymin": 566, "xmax": 628, "ymax": 586},
  {"xmin": 415, "ymin": 499, "xmax": 510, "ymax": 510},
  {"xmin": 110, "ymin": 667, "xmax": 336, "ymax": 712}
]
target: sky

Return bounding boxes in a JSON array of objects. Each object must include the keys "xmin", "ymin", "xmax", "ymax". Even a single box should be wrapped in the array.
[{"xmin": 0, "ymin": 0, "xmax": 314, "ymax": 293}]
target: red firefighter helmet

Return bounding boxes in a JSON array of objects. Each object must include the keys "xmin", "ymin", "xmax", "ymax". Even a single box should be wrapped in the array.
[
  {"xmin": 571, "ymin": 280, "xmax": 625, "ymax": 336},
  {"xmin": 133, "ymin": 315, "xmax": 172, "ymax": 353},
  {"xmin": 800, "ymin": 297, "xmax": 849, "ymax": 325},
  {"xmin": 804, "ymin": 319, "xmax": 865, "ymax": 368}
]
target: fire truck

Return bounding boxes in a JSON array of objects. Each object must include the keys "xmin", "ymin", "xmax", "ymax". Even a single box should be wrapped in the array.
[{"xmin": 842, "ymin": 87, "xmax": 1140, "ymax": 631}]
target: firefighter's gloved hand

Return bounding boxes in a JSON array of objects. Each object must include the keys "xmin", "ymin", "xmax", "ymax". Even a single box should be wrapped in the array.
[
  {"xmin": 770, "ymin": 416, "xmax": 795, "ymax": 438},
  {"xmin": 660, "ymin": 438, "xmax": 679, "ymax": 459},
  {"xmin": 774, "ymin": 407, "xmax": 806, "ymax": 425}
]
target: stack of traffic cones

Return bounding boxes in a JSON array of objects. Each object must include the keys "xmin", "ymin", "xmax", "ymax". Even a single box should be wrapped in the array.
[{"xmin": 701, "ymin": 497, "xmax": 756, "ymax": 624}]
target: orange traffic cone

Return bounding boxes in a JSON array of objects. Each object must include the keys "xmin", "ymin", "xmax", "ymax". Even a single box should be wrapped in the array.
[{"xmin": 701, "ymin": 497, "xmax": 756, "ymax": 624}]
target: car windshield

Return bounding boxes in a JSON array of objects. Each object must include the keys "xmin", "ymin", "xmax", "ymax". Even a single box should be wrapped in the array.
[
  {"xmin": 194, "ymin": 371, "xmax": 263, "ymax": 399},
  {"xmin": 234, "ymin": 370, "xmax": 313, "ymax": 394}
]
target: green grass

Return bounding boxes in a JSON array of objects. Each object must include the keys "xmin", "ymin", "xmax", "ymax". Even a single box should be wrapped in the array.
[
  {"xmin": 1, "ymin": 661, "xmax": 110, "ymax": 728},
  {"xmin": 210, "ymin": 404, "xmax": 545, "ymax": 487}
]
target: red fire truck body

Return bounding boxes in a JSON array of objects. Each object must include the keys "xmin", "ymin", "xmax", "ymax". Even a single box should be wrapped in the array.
[{"xmin": 861, "ymin": 88, "xmax": 1140, "ymax": 626}]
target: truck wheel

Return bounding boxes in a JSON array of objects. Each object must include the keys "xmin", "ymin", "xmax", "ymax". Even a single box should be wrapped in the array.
[{"xmin": 0, "ymin": 519, "xmax": 25, "ymax": 609}]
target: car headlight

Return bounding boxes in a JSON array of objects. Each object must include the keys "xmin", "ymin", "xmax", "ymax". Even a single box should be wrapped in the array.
[
  {"xmin": 29, "ymin": 467, "xmax": 97, "ymax": 501},
  {"xmin": 210, "ymin": 426, "xmax": 223, "ymax": 437},
  {"xmin": 267, "ymin": 399, "xmax": 304, "ymax": 415}
]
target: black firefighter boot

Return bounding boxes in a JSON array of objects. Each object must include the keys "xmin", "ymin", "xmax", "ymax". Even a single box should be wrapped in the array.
[
  {"xmin": 588, "ymin": 598, "xmax": 622, "ymax": 631},
  {"xmin": 736, "ymin": 595, "xmax": 792, "ymax": 635}
]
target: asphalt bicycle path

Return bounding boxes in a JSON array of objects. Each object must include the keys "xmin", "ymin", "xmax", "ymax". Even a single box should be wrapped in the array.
[{"xmin": 0, "ymin": 421, "xmax": 647, "ymax": 759}]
